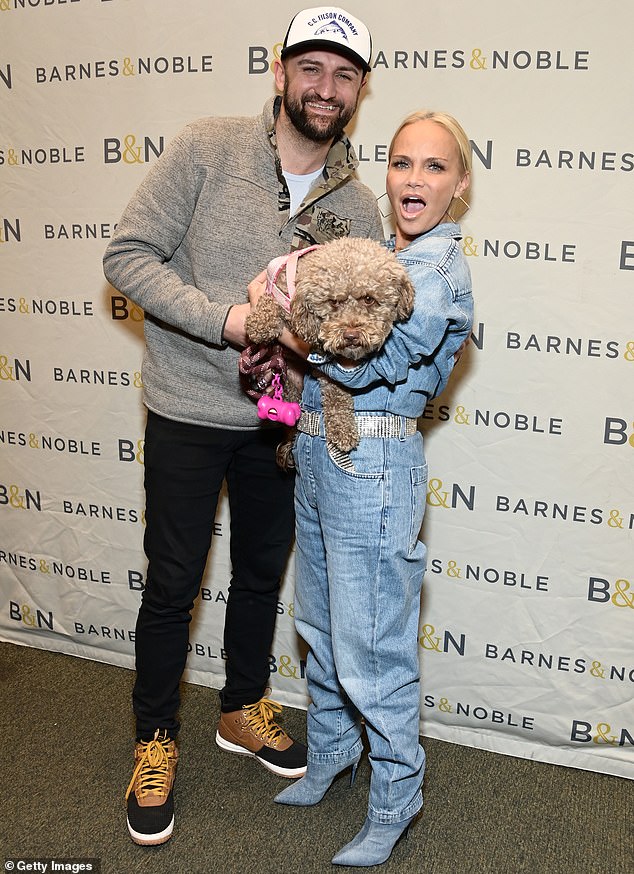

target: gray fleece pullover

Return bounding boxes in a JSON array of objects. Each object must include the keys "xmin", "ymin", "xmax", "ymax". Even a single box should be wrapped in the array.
[{"xmin": 103, "ymin": 96, "xmax": 384, "ymax": 430}]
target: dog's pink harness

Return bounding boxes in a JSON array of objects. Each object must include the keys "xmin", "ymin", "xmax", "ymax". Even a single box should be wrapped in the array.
[
  {"xmin": 266, "ymin": 245, "xmax": 320, "ymax": 313},
  {"xmin": 239, "ymin": 245, "xmax": 320, "ymax": 415}
]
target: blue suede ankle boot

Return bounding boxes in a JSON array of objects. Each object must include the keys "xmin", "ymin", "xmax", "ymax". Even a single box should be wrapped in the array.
[
  {"xmin": 273, "ymin": 756, "xmax": 360, "ymax": 806},
  {"xmin": 331, "ymin": 814, "xmax": 416, "ymax": 867}
]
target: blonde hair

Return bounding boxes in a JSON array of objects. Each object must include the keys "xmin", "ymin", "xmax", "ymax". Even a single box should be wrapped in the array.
[{"xmin": 389, "ymin": 110, "xmax": 472, "ymax": 218}]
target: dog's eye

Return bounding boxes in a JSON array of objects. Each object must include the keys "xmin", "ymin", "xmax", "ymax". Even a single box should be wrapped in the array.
[{"xmin": 362, "ymin": 296, "xmax": 376, "ymax": 307}]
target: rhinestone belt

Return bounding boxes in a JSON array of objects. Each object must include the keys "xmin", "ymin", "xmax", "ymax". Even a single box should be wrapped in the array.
[{"xmin": 297, "ymin": 411, "xmax": 418, "ymax": 439}]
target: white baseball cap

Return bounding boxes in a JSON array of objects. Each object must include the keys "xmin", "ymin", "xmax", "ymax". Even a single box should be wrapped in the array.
[{"xmin": 281, "ymin": 7, "xmax": 372, "ymax": 74}]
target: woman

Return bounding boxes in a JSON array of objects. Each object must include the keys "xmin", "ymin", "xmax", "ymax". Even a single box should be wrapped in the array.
[{"xmin": 266, "ymin": 111, "xmax": 474, "ymax": 867}]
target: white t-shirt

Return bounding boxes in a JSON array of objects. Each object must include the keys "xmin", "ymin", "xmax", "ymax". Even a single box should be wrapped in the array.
[{"xmin": 284, "ymin": 166, "xmax": 325, "ymax": 215}]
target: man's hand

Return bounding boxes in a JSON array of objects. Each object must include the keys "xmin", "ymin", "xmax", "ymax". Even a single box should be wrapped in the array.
[
  {"xmin": 246, "ymin": 267, "xmax": 310, "ymax": 359},
  {"xmin": 223, "ymin": 302, "xmax": 250, "ymax": 347},
  {"xmin": 248, "ymin": 270, "xmax": 267, "ymax": 307},
  {"xmin": 223, "ymin": 270, "xmax": 268, "ymax": 347}
]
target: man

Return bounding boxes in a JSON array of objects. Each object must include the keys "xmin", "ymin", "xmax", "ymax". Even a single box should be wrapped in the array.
[{"xmin": 103, "ymin": 6, "xmax": 383, "ymax": 847}]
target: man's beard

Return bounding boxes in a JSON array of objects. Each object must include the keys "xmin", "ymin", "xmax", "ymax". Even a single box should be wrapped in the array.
[{"xmin": 283, "ymin": 87, "xmax": 357, "ymax": 143}]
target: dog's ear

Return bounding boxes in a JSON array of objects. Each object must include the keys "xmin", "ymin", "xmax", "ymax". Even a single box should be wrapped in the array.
[
  {"xmin": 395, "ymin": 272, "xmax": 416, "ymax": 321},
  {"xmin": 289, "ymin": 287, "xmax": 322, "ymax": 347}
]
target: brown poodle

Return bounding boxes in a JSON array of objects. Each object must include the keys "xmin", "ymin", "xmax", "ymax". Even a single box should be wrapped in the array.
[{"xmin": 245, "ymin": 236, "xmax": 415, "ymax": 463}]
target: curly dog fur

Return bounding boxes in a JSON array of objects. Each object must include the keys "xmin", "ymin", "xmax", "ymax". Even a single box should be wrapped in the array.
[{"xmin": 246, "ymin": 236, "xmax": 415, "ymax": 464}]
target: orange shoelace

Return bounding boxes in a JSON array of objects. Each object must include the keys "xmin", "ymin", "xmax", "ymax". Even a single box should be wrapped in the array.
[
  {"xmin": 125, "ymin": 730, "xmax": 176, "ymax": 801},
  {"xmin": 242, "ymin": 698, "xmax": 288, "ymax": 747}
]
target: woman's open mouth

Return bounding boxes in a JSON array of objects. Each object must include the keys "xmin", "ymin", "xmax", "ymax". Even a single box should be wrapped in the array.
[{"xmin": 401, "ymin": 195, "xmax": 426, "ymax": 215}]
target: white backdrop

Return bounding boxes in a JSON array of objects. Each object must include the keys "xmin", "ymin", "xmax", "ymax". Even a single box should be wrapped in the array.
[{"xmin": 1, "ymin": 0, "xmax": 632, "ymax": 780}]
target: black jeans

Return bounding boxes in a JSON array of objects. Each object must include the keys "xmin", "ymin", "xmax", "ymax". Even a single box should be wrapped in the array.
[{"xmin": 133, "ymin": 410, "xmax": 295, "ymax": 739}]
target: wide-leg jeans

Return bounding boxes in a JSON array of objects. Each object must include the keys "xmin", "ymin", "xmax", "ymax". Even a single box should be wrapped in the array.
[
  {"xmin": 133, "ymin": 410, "xmax": 295, "ymax": 739},
  {"xmin": 293, "ymin": 427, "xmax": 427, "ymax": 823}
]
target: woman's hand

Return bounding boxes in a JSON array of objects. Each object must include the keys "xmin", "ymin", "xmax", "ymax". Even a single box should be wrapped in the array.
[
  {"xmin": 454, "ymin": 337, "xmax": 470, "ymax": 364},
  {"xmin": 285, "ymin": 351, "xmax": 308, "ymax": 393}
]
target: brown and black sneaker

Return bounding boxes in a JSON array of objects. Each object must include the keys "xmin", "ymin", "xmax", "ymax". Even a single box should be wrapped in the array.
[
  {"xmin": 216, "ymin": 696, "xmax": 307, "ymax": 778},
  {"xmin": 125, "ymin": 730, "xmax": 178, "ymax": 845}
]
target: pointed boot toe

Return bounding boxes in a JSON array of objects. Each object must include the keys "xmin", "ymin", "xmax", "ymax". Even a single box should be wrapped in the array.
[{"xmin": 332, "ymin": 814, "xmax": 415, "ymax": 867}]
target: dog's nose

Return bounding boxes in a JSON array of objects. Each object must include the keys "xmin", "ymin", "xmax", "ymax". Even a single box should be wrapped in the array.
[{"xmin": 343, "ymin": 330, "xmax": 361, "ymax": 346}]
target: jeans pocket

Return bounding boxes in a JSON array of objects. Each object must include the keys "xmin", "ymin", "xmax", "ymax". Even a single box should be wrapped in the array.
[
  {"xmin": 326, "ymin": 441, "xmax": 357, "ymax": 473},
  {"xmin": 409, "ymin": 464, "xmax": 428, "ymax": 554},
  {"xmin": 326, "ymin": 438, "xmax": 385, "ymax": 479}
]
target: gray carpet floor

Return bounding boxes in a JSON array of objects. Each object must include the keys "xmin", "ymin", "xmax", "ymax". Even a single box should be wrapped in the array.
[{"xmin": 1, "ymin": 641, "xmax": 631, "ymax": 874}]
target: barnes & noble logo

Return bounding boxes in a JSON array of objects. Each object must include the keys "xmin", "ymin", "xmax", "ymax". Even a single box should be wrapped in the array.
[
  {"xmin": 588, "ymin": 576, "xmax": 634, "ymax": 611},
  {"xmin": 484, "ymin": 642, "xmax": 634, "ymax": 685},
  {"xmin": 1, "ymin": 296, "xmax": 94, "ymax": 316},
  {"xmin": 0, "ymin": 355, "xmax": 31, "ymax": 381},
  {"xmin": 104, "ymin": 134, "xmax": 164, "ymax": 165},
  {"xmin": 426, "ymin": 478, "xmax": 475, "ymax": 511},
  {"xmin": 419, "ymin": 623, "xmax": 466, "ymax": 657},
  {"xmin": 423, "ymin": 694, "xmax": 536, "ymax": 732},
  {"xmin": 62, "ymin": 498, "xmax": 142, "ymax": 524},
  {"xmin": 118, "ymin": 438, "xmax": 144, "ymax": 464},
  {"xmin": 422, "ymin": 402, "xmax": 563, "ymax": 437},
  {"xmin": 1, "ymin": 429, "xmax": 100, "ymax": 457},
  {"xmin": 0, "ymin": 482, "xmax": 41, "ymax": 511},
  {"xmin": 248, "ymin": 44, "xmax": 590, "ymax": 74},
  {"xmin": 571, "ymin": 720, "xmax": 633, "ymax": 747},
  {"xmin": 0, "ymin": 549, "xmax": 112, "ymax": 584},
  {"xmin": 35, "ymin": 54, "xmax": 213, "ymax": 83},
  {"xmin": 74, "ymin": 620, "xmax": 135, "ymax": 642},
  {"xmin": 52, "ymin": 366, "xmax": 142, "ymax": 387},
  {"xmin": 111, "ymin": 295, "xmax": 144, "ymax": 321},
  {"xmin": 506, "ymin": 332, "xmax": 632, "ymax": 362},
  {"xmin": 9, "ymin": 601, "xmax": 53, "ymax": 631},
  {"xmin": 9, "ymin": 601, "xmax": 54, "ymax": 631},
  {"xmin": 1, "ymin": 145, "xmax": 84, "ymax": 166},
  {"xmin": 496, "ymin": 493, "xmax": 633, "ymax": 531},
  {"xmin": 429, "ymin": 558, "xmax": 550, "ymax": 594},
  {"xmin": 44, "ymin": 221, "xmax": 116, "ymax": 241}
]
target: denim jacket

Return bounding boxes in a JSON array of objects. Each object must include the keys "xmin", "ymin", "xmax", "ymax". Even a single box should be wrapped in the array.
[{"xmin": 304, "ymin": 222, "xmax": 473, "ymax": 418}]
